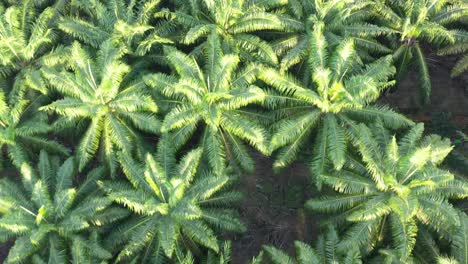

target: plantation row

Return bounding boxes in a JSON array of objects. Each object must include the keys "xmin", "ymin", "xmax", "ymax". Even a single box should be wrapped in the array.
[{"xmin": 0, "ymin": 0, "xmax": 467, "ymax": 263}]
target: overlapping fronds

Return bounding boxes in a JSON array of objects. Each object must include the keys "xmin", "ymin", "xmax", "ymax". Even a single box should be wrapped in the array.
[
  {"xmin": 101, "ymin": 142, "xmax": 244, "ymax": 263},
  {"xmin": 258, "ymin": 24, "xmax": 411, "ymax": 173},
  {"xmin": 372, "ymin": 0, "xmax": 468, "ymax": 103},
  {"xmin": 0, "ymin": 150, "xmax": 125, "ymax": 263},
  {"xmin": 306, "ymin": 124, "xmax": 467, "ymax": 261}
]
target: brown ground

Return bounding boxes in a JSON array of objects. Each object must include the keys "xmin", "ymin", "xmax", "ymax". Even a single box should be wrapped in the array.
[{"xmin": 229, "ymin": 153, "xmax": 316, "ymax": 263}]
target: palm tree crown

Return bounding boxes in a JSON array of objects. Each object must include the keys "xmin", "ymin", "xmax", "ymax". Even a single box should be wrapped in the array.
[
  {"xmin": 307, "ymin": 123, "xmax": 468, "ymax": 262},
  {"xmin": 145, "ymin": 33, "xmax": 268, "ymax": 174},
  {"xmin": 101, "ymin": 146, "xmax": 245, "ymax": 263},
  {"xmin": 259, "ymin": 22, "xmax": 411, "ymax": 176},
  {"xmin": 276, "ymin": 0, "xmax": 391, "ymax": 73},
  {"xmin": 41, "ymin": 41, "xmax": 160, "ymax": 176}
]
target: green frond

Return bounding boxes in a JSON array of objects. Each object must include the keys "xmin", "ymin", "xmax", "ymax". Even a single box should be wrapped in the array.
[
  {"xmin": 347, "ymin": 194, "xmax": 391, "ymax": 222},
  {"xmin": 451, "ymin": 212, "xmax": 468, "ymax": 264},
  {"xmin": 234, "ymin": 34, "xmax": 278, "ymax": 64},
  {"xmin": 309, "ymin": 123, "xmax": 328, "ymax": 188},
  {"xmin": 432, "ymin": 5, "xmax": 468, "ymax": 25},
  {"xmin": 161, "ymin": 105, "xmax": 200, "ymax": 133},
  {"xmin": 262, "ymin": 246, "xmax": 294, "ymax": 264},
  {"xmin": 344, "ymin": 105, "xmax": 414, "ymax": 130},
  {"xmin": 202, "ymin": 127, "xmax": 226, "ymax": 176},
  {"xmin": 414, "ymin": 44, "xmax": 431, "ymax": 104},
  {"xmin": 306, "ymin": 193, "xmax": 373, "ymax": 213},
  {"xmin": 390, "ymin": 215, "xmax": 418, "ymax": 261},
  {"xmin": 184, "ymin": 24, "xmax": 214, "ymax": 45},
  {"xmin": 220, "ymin": 113, "xmax": 268, "ymax": 155},
  {"xmin": 202, "ymin": 209, "xmax": 245, "ymax": 232},
  {"xmin": 176, "ymin": 147, "xmax": 203, "ymax": 183},
  {"xmin": 338, "ymin": 220, "xmax": 379, "ymax": 253},
  {"xmin": 270, "ymin": 110, "xmax": 320, "ymax": 162},
  {"xmin": 224, "ymin": 133, "xmax": 255, "ymax": 172},
  {"xmin": 320, "ymin": 171, "xmax": 375, "ymax": 194},
  {"xmin": 77, "ymin": 117, "xmax": 103, "ymax": 171},
  {"xmin": 399, "ymin": 123, "xmax": 425, "ymax": 156},
  {"xmin": 450, "ymin": 54, "xmax": 468, "ymax": 77},
  {"xmin": 309, "ymin": 22, "xmax": 328, "ymax": 69},
  {"xmin": 181, "ymin": 220, "xmax": 219, "ymax": 252},
  {"xmin": 159, "ymin": 217, "xmax": 178, "ymax": 257},
  {"xmin": 324, "ymin": 114, "xmax": 346, "ymax": 170},
  {"xmin": 58, "ymin": 17, "xmax": 109, "ymax": 47}
]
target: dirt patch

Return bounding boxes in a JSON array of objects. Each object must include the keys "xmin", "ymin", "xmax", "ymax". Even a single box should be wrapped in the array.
[
  {"xmin": 229, "ymin": 152, "xmax": 322, "ymax": 263},
  {"xmin": 379, "ymin": 50, "xmax": 468, "ymax": 126},
  {"xmin": 0, "ymin": 241, "xmax": 12, "ymax": 262}
]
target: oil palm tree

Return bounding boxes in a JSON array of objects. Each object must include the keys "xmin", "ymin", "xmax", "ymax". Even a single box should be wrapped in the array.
[
  {"xmin": 373, "ymin": 0, "xmax": 468, "ymax": 103},
  {"xmin": 144, "ymin": 33, "xmax": 268, "ymax": 174},
  {"xmin": 0, "ymin": 0, "xmax": 61, "ymax": 98},
  {"xmin": 259, "ymin": 22, "xmax": 411, "ymax": 179},
  {"xmin": 59, "ymin": 0, "xmax": 172, "ymax": 55},
  {"xmin": 408, "ymin": 212, "xmax": 468, "ymax": 264},
  {"xmin": 252, "ymin": 226, "xmax": 362, "ymax": 264},
  {"xmin": 0, "ymin": 151, "xmax": 126, "ymax": 263},
  {"xmin": 41, "ymin": 41, "xmax": 160, "ymax": 176},
  {"xmin": 306, "ymin": 123, "xmax": 468, "ymax": 262},
  {"xmin": 163, "ymin": 0, "xmax": 297, "ymax": 64},
  {"xmin": 276, "ymin": 0, "xmax": 391, "ymax": 73},
  {"xmin": 101, "ymin": 146, "xmax": 245, "ymax": 263}
]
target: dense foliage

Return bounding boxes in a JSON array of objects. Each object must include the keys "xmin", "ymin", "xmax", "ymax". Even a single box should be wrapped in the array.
[{"xmin": 0, "ymin": 0, "xmax": 466, "ymax": 263}]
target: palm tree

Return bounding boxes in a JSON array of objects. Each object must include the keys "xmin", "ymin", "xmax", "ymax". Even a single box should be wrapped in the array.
[
  {"xmin": 164, "ymin": 0, "xmax": 296, "ymax": 64},
  {"xmin": 100, "ymin": 146, "xmax": 245, "ymax": 263},
  {"xmin": 41, "ymin": 41, "xmax": 160, "ymax": 176},
  {"xmin": 373, "ymin": 0, "xmax": 468, "ymax": 103},
  {"xmin": 58, "ymin": 0, "xmax": 172, "ymax": 55},
  {"xmin": 0, "ymin": 90, "xmax": 68, "ymax": 191},
  {"xmin": 0, "ymin": 151, "xmax": 126, "ymax": 263},
  {"xmin": 252, "ymin": 226, "xmax": 362, "ymax": 264},
  {"xmin": 276, "ymin": 0, "xmax": 391, "ymax": 73},
  {"xmin": 259, "ymin": 22, "xmax": 411, "ymax": 178},
  {"xmin": 144, "ymin": 33, "xmax": 268, "ymax": 174},
  {"xmin": 0, "ymin": 0, "xmax": 61, "ymax": 98},
  {"xmin": 306, "ymin": 123, "xmax": 468, "ymax": 262}
]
